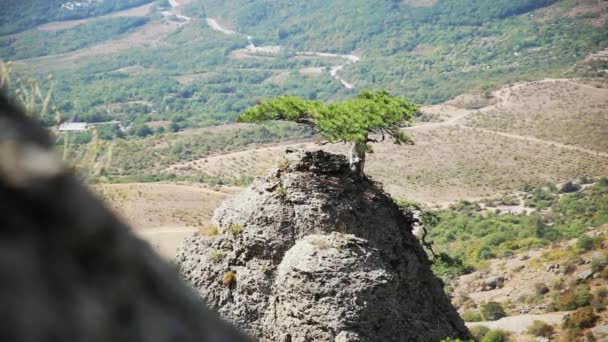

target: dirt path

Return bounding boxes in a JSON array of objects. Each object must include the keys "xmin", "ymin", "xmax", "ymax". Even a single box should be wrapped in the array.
[
  {"xmin": 407, "ymin": 79, "xmax": 608, "ymax": 159},
  {"xmin": 467, "ymin": 312, "xmax": 568, "ymax": 333},
  {"xmin": 465, "ymin": 125, "xmax": 608, "ymax": 158}
]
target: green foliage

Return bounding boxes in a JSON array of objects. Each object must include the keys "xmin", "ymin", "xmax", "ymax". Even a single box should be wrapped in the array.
[
  {"xmin": 591, "ymin": 252, "xmax": 608, "ymax": 273},
  {"xmin": 461, "ymin": 310, "xmax": 482, "ymax": 322},
  {"xmin": 208, "ymin": 249, "xmax": 224, "ymax": 263},
  {"xmin": 480, "ymin": 302, "xmax": 505, "ymax": 321},
  {"xmin": 432, "ymin": 253, "xmax": 474, "ymax": 283},
  {"xmin": 237, "ymin": 95, "xmax": 323, "ymax": 123},
  {"xmin": 527, "ymin": 320, "xmax": 555, "ymax": 338},
  {"xmin": 576, "ymin": 235, "xmax": 596, "ymax": 251},
  {"xmin": 134, "ymin": 124, "xmax": 154, "ymax": 137},
  {"xmin": 0, "ymin": 17, "xmax": 149, "ymax": 60},
  {"xmin": 555, "ymin": 286, "xmax": 594, "ymax": 311},
  {"xmin": 228, "ymin": 224, "xmax": 243, "ymax": 234},
  {"xmin": 238, "ymin": 90, "xmax": 418, "ymax": 146},
  {"xmin": 480, "ymin": 329, "xmax": 507, "ymax": 342},
  {"xmin": 206, "ymin": 226, "xmax": 219, "ymax": 236},
  {"xmin": 275, "ymin": 186, "xmax": 287, "ymax": 199},
  {"xmin": 0, "ymin": 0, "xmax": 152, "ymax": 35},
  {"xmin": 469, "ymin": 326, "xmax": 490, "ymax": 341},
  {"xmin": 429, "ymin": 182, "xmax": 608, "ymax": 266}
]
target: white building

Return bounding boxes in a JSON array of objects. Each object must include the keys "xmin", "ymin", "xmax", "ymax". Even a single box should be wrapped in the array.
[{"xmin": 58, "ymin": 122, "xmax": 88, "ymax": 132}]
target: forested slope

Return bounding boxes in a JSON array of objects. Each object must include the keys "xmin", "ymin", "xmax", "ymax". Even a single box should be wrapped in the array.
[
  {"xmin": 0, "ymin": 0, "xmax": 153, "ymax": 35},
  {"xmin": 2, "ymin": 0, "xmax": 607, "ymax": 130}
]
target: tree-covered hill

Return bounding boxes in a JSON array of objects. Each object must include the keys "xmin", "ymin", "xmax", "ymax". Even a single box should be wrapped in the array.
[
  {"xmin": 0, "ymin": 0, "xmax": 153, "ymax": 35},
  {"xmin": 3, "ymin": 0, "xmax": 607, "ymax": 128}
]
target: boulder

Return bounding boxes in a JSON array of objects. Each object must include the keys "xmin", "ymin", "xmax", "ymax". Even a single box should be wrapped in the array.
[{"xmin": 177, "ymin": 149, "xmax": 471, "ymax": 341}]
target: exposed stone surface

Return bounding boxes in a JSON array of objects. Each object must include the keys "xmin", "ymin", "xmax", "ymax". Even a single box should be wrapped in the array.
[
  {"xmin": 0, "ymin": 95, "xmax": 250, "ymax": 342},
  {"xmin": 177, "ymin": 149, "xmax": 471, "ymax": 341}
]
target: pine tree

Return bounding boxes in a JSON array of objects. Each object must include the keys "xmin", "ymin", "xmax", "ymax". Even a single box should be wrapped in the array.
[{"xmin": 237, "ymin": 90, "xmax": 418, "ymax": 177}]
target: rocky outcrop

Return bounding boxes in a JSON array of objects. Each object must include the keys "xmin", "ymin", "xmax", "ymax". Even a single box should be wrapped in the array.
[
  {"xmin": 176, "ymin": 149, "xmax": 471, "ymax": 341},
  {"xmin": 0, "ymin": 95, "xmax": 250, "ymax": 342}
]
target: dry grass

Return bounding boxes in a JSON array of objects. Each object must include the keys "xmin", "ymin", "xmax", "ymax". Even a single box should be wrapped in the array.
[
  {"xmin": 465, "ymin": 79, "xmax": 608, "ymax": 153},
  {"xmin": 94, "ymin": 182, "xmax": 240, "ymax": 229},
  {"xmin": 161, "ymin": 78, "xmax": 608, "ymax": 205}
]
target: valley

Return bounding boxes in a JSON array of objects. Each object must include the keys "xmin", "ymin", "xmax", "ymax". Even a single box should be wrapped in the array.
[{"xmin": 1, "ymin": 0, "xmax": 607, "ymax": 340}]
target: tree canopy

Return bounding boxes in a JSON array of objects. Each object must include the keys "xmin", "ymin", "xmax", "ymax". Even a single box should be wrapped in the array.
[
  {"xmin": 237, "ymin": 90, "xmax": 418, "ymax": 146},
  {"xmin": 237, "ymin": 90, "xmax": 418, "ymax": 177}
]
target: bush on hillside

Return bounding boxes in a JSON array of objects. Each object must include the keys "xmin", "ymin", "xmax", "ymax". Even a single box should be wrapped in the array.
[
  {"xmin": 480, "ymin": 302, "xmax": 505, "ymax": 321},
  {"xmin": 461, "ymin": 310, "xmax": 482, "ymax": 322},
  {"xmin": 469, "ymin": 326, "xmax": 490, "ymax": 340},
  {"xmin": 591, "ymin": 252, "xmax": 608, "ymax": 273},
  {"xmin": 563, "ymin": 307, "xmax": 598, "ymax": 330},
  {"xmin": 559, "ymin": 181, "xmax": 581, "ymax": 193},
  {"xmin": 527, "ymin": 320, "xmax": 554, "ymax": 338},
  {"xmin": 480, "ymin": 329, "xmax": 507, "ymax": 342},
  {"xmin": 576, "ymin": 235, "xmax": 596, "ymax": 251},
  {"xmin": 432, "ymin": 253, "xmax": 474, "ymax": 282},
  {"xmin": 534, "ymin": 282, "xmax": 550, "ymax": 295},
  {"xmin": 556, "ymin": 290, "xmax": 579, "ymax": 311}
]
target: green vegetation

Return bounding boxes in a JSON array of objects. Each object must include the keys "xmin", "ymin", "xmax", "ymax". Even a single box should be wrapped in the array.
[
  {"xmin": 563, "ymin": 307, "xmax": 598, "ymax": 330},
  {"xmin": 62, "ymin": 121, "xmax": 312, "ymax": 183},
  {"xmin": 228, "ymin": 224, "xmax": 243, "ymax": 234},
  {"xmin": 238, "ymin": 90, "xmax": 417, "ymax": 175},
  {"xmin": 480, "ymin": 302, "xmax": 506, "ymax": 321},
  {"xmin": 428, "ymin": 180, "xmax": 608, "ymax": 266},
  {"xmin": 480, "ymin": 329, "xmax": 507, "ymax": 342},
  {"xmin": 461, "ymin": 310, "xmax": 482, "ymax": 322},
  {"xmin": 431, "ymin": 253, "xmax": 473, "ymax": 283},
  {"xmin": 469, "ymin": 326, "xmax": 490, "ymax": 341},
  {"xmin": 4, "ymin": 0, "xmax": 607, "ymax": 134},
  {"xmin": 527, "ymin": 320, "xmax": 555, "ymax": 338},
  {"xmin": 208, "ymin": 249, "xmax": 224, "ymax": 263},
  {"xmin": 0, "ymin": 0, "xmax": 152, "ymax": 34},
  {"xmin": 0, "ymin": 17, "xmax": 149, "ymax": 60}
]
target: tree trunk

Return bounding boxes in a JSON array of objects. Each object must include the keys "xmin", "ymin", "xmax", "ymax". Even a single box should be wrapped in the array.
[{"xmin": 349, "ymin": 141, "xmax": 366, "ymax": 178}]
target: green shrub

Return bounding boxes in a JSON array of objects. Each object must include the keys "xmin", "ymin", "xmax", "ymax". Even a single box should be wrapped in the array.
[
  {"xmin": 432, "ymin": 252, "xmax": 474, "ymax": 282},
  {"xmin": 480, "ymin": 329, "xmax": 507, "ymax": 342},
  {"xmin": 563, "ymin": 307, "xmax": 598, "ymax": 330},
  {"xmin": 208, "ymin": 249, "xmax": 224, "ymax": 263},
  {"xmin": 534, "ymin": 282, "xmax": 550, "ymax": 295},
  {"xmin": 469, "ymin": 325, "xmax": 490, "ymax": 340},
  {"xmin": 556, "ymin": 290, "xmax": 578, "ymax": 311},
  {"xmin": 576, "ymin": 235, "xmax": 596, "ymax": 251},
  {"xmin": 481, "ymin": 302, "xmax": 506, "ymax": 321},
  {"xmin": 591, "ymin": 252, "xmax": 608, "ymax": 272},
  {"xmin": 575, "ymin": 286, "xmax": 593, "ymax": 308},
  {"xmin": 527, "ymin": 320, "xmax": 554, "ymax": 338},
  {"xmin": 461, "ymin": 310, "xmax": 482, "ymax": 322},
  {"xmin": 228, "ymin": 224, "xmax": 244, "ymax": 234}
]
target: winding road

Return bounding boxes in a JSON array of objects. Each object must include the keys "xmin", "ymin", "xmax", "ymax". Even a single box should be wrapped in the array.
[{"xmin": 205, "ymin": 18, "xmax": 360, "ymax": 89}]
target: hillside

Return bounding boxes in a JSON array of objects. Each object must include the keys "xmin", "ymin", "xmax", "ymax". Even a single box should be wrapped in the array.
[
  {"xmin": 91, "ymin": 78, "xmax": 607, "ymax": 204},
  {"xmin": 1, "ymin": 0, "xmax": 606, "ymax": 130}
]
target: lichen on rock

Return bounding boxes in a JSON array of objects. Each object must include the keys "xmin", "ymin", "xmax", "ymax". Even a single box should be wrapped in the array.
[{"xmin": 176, "ymin": 149, "xmax": 471, "ymax": 341}]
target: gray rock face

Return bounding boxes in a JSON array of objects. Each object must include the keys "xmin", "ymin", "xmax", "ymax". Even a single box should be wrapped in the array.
[
  {"xmin": 176, "ymin": 150, "xmax": 471, "ymax": 341},
  {"xmin": 0, "ymin": 95, "xmax": 250, "ymax": 342}
]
